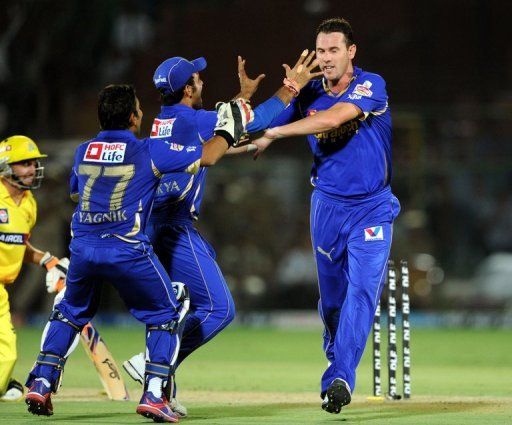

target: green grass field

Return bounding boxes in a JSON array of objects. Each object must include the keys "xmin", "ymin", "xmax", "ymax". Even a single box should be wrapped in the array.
[{"xmin": 3, "ymin": 326, "xmax": 512, "ymax": 424}]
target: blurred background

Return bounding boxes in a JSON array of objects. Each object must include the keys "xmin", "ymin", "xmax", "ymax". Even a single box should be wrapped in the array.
[{"xmin": 2, "ymin": 0, "xmax": 512, "ymax": 327}]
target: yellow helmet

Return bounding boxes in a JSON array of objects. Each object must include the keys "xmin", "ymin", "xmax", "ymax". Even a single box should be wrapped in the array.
[{"xmin": 0, "ymin": 135, "xmax": 47, "ymax": 190}]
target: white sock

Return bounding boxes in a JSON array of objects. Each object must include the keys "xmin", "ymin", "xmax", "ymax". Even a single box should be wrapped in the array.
[
  {"xmin": 148, "ymin": 377, "xmax": 162, "ymax": 398},
  {"xmin": 35, "ymin": 378, "xmax": 51, "ymax": 388}
]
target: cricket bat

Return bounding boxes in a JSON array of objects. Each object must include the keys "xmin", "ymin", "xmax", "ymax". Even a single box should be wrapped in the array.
[
  {"xmin": 54, "ymin": 282, "xmax": 129, "ymax": 400},
  {"xmin": 80, "ymin": 322, "xmax": 130, "ymax": 401}
]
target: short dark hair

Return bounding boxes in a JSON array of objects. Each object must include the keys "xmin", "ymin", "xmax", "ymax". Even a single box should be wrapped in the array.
[
  {"xmin": 316, "ymin": 18, "xmax": 354, "ymax": 46},
  {"xmin": 160, "ymin": 76, "xmax": 195, "ymax": 106},
  {"xmin": 98, "ymin": 84, "xmax": 138, "ymax": 130}
]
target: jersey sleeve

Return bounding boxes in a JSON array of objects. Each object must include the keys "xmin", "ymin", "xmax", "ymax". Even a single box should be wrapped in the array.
[
  {"xmin": 195, "ymin": 109, "xmax": 217, "ymax": 142},
  {"xmin": 268, "ymin": 97, "xmax": 302, "ymax": 127},
  {"xmin": 149, "ymin": 138, "xmax": 202, "ymax": 175},
  {"xmin": 246, "ymin": 96, "xmax": 286, "ymax": 132},
  {"xmin": 343, "ymin": 73, "xmax": 388, "ymax": 119}
]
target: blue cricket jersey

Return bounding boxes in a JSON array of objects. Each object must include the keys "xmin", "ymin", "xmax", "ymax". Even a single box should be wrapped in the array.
[
  {"xmin": 69, "ymin": 130, "xmax": 201, "ymax": 242},
  {"xmin": 271, "ymin": 66, "xmax": 392, "ymax": 198},
  {"xmin": 149, "ymin": 96, "xmax": 285, "ymax": 222}
]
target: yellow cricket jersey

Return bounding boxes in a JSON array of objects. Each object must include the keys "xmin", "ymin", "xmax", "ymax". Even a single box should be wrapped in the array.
[{"xmin": 0, "ymin": 179, "xmax": 37, "ymax": 285}]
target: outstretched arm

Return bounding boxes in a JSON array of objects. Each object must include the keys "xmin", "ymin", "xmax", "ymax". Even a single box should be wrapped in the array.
[
  {"xmin": 252, "ymin": 102, "xmax": 362, "ymax": 159},
  {"xmin": 270, "ymin": 102, "xmax": 362, "ymax": 137}
]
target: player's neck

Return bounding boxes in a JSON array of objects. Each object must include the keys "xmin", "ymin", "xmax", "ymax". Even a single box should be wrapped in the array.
[
  {"xmin": 1, "ymin": 178, "xmax": 25, "ymax": 205},
  {"xmin": 180, "ymin": 98, "xmax": 193, "ymax": 108},
  {"xmin": 327, "ymin": 64, "xmax": 354, "ymax": 94}
]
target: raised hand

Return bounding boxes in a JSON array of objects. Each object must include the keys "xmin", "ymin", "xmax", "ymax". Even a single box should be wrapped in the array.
[
  {"xmin": 238, "ymin": 55, "xmax": 266, "ymax": 100},
  {"xmin": 283, "ymin": 49, "xmax": 323, "ymax": 91}
]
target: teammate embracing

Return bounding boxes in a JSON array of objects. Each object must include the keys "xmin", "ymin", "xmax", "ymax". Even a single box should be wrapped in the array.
[
  {"xmin": 123, "ymin": 52, "xmax": 321, "ymax": 417},
  {"xmin": 24, "ymin": 84, "xmax": 251, "ymax": 423},
  {"xmin": 252, "ymin": 18, "xmax": 401, "ymax": 414}
]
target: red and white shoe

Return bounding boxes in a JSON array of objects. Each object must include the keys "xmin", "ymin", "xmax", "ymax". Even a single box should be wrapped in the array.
[
  {"xmin": 25, "ymin": 379, "xmax": 53, "ymax": 416},
  {"xmin": 136, "ymin": 391, "xmax": 180, "ymax": 423}
]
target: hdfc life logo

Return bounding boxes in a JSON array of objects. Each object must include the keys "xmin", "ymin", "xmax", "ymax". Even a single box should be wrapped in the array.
[
  {"xmin": 84, "ymin": 142, "xmax": 126, "ymax": 163},
  {"xmin": 151, "ymin": 118, "xmax": 176, "ymax": 139}
]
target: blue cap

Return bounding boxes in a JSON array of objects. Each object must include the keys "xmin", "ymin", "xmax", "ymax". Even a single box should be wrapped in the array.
[{"xmin": 153, "ymin": 57, "xmax": 207, "ymax": 94}]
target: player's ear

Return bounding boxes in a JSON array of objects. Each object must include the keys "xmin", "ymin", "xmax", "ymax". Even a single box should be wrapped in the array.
[
  {"xmin": 128, "ymin": 111, "xmax": 138, "ymax": 127},
  {"xmin": 183, "ymin": 85, "xmax": 193, "ymax": 99},
  {"xmin": 348, "ymin": 44, "xmax": 356, "ymax": 60}
]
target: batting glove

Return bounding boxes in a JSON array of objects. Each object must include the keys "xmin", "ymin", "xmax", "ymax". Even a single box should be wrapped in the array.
[
  {"xmin": 40, "ymin": 252, "xmax": 69, "ymax": 293},
  {"xmin": 214, "ymin": 99, "xmax": 254, "ymax": 147}
]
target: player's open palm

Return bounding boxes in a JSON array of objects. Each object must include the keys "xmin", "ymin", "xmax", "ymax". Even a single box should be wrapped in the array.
[
  {"xmin": 283, "ymin": 49, "xmax": 323, "ymax": 90},
  {"xmin": 238, "ymin": 56, "xmax": 266, "ymax": 100}
]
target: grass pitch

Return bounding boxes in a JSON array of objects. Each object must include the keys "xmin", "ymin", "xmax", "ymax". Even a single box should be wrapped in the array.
[{"xmin": 3, "ymin": 326, "xmax": 512, "ymax": 424}]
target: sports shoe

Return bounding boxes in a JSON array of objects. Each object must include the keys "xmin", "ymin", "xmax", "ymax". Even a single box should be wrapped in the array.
[
  {"xmin": 25, "ymin": 379, "xmax": 53, "ymax": 416},
  {"xmin": 0, "ymin": 379, "xmax": 24, "ymax": 401},
  {"xmin": 321, "ymin": 378, "xmax": 351, "ymax": 414},
  {"xmin": 124, "ymin": 353, "xmax": 187, "ymax": 418},
  {"xmin": 136, "ymin": 391, "xmax": 179, "ymax": 423},
  {"xmin": 169, "ymin": 397, "xmax": 188, "ymax": 418}
]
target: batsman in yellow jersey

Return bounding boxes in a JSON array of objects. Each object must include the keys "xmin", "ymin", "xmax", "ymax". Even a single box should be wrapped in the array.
[{"xmin": 0, "ymin": 135, "xmax": 68, "ymax": 402}]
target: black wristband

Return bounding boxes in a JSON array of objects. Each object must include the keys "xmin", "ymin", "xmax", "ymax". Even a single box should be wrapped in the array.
[{"xmin": 214, "ymin": 130, "xmax": 235, "ymax": 147}]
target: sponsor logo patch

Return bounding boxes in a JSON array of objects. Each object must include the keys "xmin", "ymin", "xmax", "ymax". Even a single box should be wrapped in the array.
[
  {"xmin": 154, "ymin": 75, "xmax": 167, "ymax": 84},
  {"xmin": 352, "ymin": 80, "xmax": 373, "ymax": 97},
  {"xmin": 151, "ymin": 118, "xmax": 176, "ymax": 139},
  {"xmin": 168, "ymin": 142, "xmax": 184, "ymax": 152},
  {"xmin": 364, "ymin": 226, "xmax": 384, "ymax": 241},
  {"xmin": 84, "ymin": 142, "xmax": 126, "ymax": 163},
  {"xmin": 0, "ymin": 209, "xmax": 8, "ymax": 224},
  {"xmin": 186, "ymin": 146, "xmax": 197, "ymax": 152},
  {"xmin": 0, "ymin": 232, "xmax": 26, "ymax": 245}
]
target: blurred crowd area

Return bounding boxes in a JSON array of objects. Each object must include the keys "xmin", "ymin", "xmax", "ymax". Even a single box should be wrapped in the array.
[{"xmin": 2, "ymin": 0, "xmax": 512, "ymax": 316}]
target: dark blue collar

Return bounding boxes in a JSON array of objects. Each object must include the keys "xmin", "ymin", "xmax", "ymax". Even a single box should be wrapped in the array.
[{"xmin": 353, "ymin": 66, "xmax": 362, "ymax": 78}]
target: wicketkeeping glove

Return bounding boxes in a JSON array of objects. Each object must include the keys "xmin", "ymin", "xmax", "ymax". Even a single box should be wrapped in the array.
[
  {"xmin": 40, "ymin": 252, "xmax": 69, "ymax": 293},
  {"xmin": 214, "ymin": 99, "xmax": 254, "ymax": 147}
]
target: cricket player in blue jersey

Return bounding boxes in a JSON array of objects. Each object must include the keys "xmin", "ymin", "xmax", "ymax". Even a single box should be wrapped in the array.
[
  {"xmin": 253, "ymin": 18, "xmax": 401, "ymax": 414},
  {"xmin": 123, "ymin": 53, "xmax": 322, "ymax": 417},
  {"xmin": 24, "ymin": 84, "xmax": 252, "ymax": 422}
]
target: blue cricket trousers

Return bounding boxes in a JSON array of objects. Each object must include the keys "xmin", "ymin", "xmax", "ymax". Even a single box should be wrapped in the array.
[
  {"xmin": 310, "ymin": 187, "xmax": 400, "ymax": 395},
  {"xmin": 147, "ymin": 221, "xmax": 235, "ymax": 368},
  {"xmin": 27, "ymin": 236, "xmax": 181, "ymax": 387}
]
